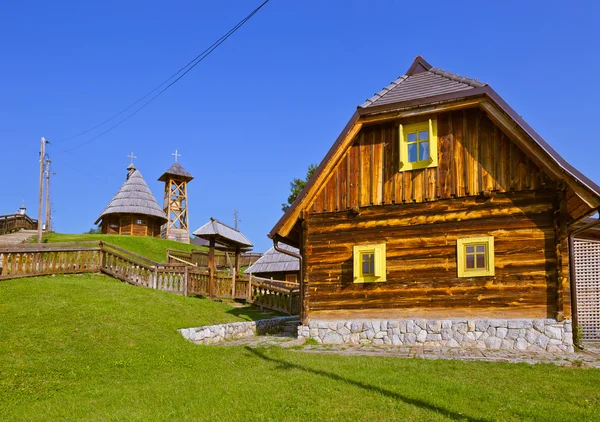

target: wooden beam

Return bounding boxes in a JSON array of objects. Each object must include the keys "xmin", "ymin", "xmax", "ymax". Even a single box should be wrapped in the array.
[
  {"xmin": 208, "ymin": 238, "xmax": 215, "ymax": 300},
  {"xmin": 361, "ymin": 98, "xmax": 486, "ymax": 126}
]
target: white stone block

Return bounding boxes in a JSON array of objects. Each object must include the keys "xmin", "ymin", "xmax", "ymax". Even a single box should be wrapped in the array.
[
  {"xmin": 544, "ymin": 326, "xmax": 562, "ymax": 341},
  {"xmin": 323, "ymin": 332, "xmax": 343, "ymax": 344},
  {"xmin": 447, "ymin": 338, "xmax": 460, "ymax": 348},
  {"xmin": 485, "ymin": 337, "xmax": 502, "ymax": 349},
  {"xmin": 515, "ymin": 338, "xmax": 528, "ymax": 350},
  {"xmin": 475, "ymin": 320, "xmax": 489, "ymax": 331},
  {"xmin": 427, "ymin": 320, "xmax": 442, "ymax": 333},
  {"xmin": 405, "ymin": 333, "xmax": 417, "ymax": 345},
  {"xmin": 496, "ymin": 327, "xmax": 508, "ymax": 339}
]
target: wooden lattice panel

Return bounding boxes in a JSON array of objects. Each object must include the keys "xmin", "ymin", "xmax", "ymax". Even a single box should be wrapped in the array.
[{"xmin": 574, "ymin": 239, "xmax": 600, "ymax": 341}]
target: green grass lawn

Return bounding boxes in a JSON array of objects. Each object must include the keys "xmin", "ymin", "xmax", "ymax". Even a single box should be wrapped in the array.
[
  {"xmin": 1, "ymin": 274, "xmax": 599, "ymax": 421},
  {"xmin": 41, "ymin": 232, "xmax": 200, "ymax": 262}
]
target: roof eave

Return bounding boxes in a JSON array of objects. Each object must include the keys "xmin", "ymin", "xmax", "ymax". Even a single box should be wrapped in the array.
[{"xmin": 268, "ymin": 110, "xmax": 361, "ymax": 240}]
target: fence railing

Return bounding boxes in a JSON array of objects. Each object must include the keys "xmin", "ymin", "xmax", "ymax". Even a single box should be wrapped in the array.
[
  {"xmin": 0, "ymin": 214, "xmax": 38, "ymax": 235},
  {"xmin": 246, "ymin": 275, "xmax": 300, "ymax": 315},
  {"xmin": 166, "ymin": 249, "xmax": 262, "ymax": 269},
  {"xmin": 0, "ymin": 241, "xmax": 298, "ymax": 315}
]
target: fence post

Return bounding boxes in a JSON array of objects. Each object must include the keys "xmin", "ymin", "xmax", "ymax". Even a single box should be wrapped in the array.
[
  {"xmin": 184, "ymin": 266, "xmax": 188, "ymax": 296},
  {"xmin": 153, "ymin": 266, "xmax": 158, "ymax": 289},
  {"xmin": 98, "ymin": 242, "xmax": 105, "ymax": 271},
  {"xmin": 248, "ymin": 274, "xmax": 252, "ymax": 301}
]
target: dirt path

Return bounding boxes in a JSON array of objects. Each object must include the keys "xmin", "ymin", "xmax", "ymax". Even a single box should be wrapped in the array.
[{"xmin": 0, "ymin": 229, "xmax": 37, "ymax": 246}]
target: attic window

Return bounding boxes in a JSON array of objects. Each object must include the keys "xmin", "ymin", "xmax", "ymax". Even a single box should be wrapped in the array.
[
  {"xmin": 353, "ymin": 244, "xmax": 386, "ymax": 283},
  {"xmin": 399, "ymin": 119, "xmax": 438, "ymax": 171}
]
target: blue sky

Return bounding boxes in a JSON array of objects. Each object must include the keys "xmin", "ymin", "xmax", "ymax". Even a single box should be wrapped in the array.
[{"xmin": 1, "ymin": 1, "xmax": 599, "ymax": 252}]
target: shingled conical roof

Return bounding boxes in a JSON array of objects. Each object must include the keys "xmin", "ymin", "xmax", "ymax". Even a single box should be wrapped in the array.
[
  {"xmin": 94, "ymin": 165, "xmax": 167, "ymax": 224},
  {"xmin": 158, "ymin": 162, "xmax": 194, "ymax": 182}
]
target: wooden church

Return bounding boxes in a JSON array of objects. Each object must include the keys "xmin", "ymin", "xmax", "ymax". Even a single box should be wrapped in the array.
[
  {"xmin": 269, "ymin": 56, "xmax": 600, "ymax": 350},
  {"xmin": 95, "ymin": 163, "xmax": 167, "ymax": 237}
]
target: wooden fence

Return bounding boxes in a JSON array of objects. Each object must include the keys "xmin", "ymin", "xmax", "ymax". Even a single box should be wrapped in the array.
[
  {"xmin": 0, "ymin": 242, "xmax": 299, "ymax": 315},
  {"xmin": 166, "ymin": 249, "xmax": 262, "ymax": 268},
  {"xmin": 0, "ymin": 214, "xmax": 38, "ymax": 235}
]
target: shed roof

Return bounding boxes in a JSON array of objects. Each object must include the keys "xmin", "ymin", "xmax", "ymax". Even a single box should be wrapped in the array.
[
  {"xmin": 244, "ymin": 243, "xmax": 299, "ymax": 274},
  {"xmin": 95, "ymin": 166, "xmax": 167, "ymax": 225},
  {"xmin": 158, "ymin": 162, "xmax": 194, "ymax": 182},
  {"xmin": 192, "ymin": 218, "xmax": 253, "ymax": 249}
]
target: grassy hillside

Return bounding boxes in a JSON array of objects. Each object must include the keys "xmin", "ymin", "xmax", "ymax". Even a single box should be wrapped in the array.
[
  {"xmin": 1, "ymin": 274, "xmax": 599, "ymax": 421},
  {"xmin": 42, "ymin": 232, "xmax": 201, "ymax": 262}
]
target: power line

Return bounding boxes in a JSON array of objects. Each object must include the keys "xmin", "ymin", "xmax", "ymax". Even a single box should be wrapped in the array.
[{"xmin": 57, "ymin": 0, "xmax": 270, "ymax": 154}]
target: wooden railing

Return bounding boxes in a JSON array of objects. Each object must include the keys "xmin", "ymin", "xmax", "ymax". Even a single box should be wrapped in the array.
[
  {"xmin": 246, "ymin": 275, "xmax": 300, "ymax": 315},
  {"xmin": 0, "ymin": 241, "xmax": 101, "ymax": 279},
  {"xmin": 166, "ymin": 249, "xmax": 262, "ymax": 269},
  {"xmin": 0, "ymin": 242, "xmax": 299, "ymax": 315},
  {"xmin": 0, "ymin": 214, "xmax": 38, "ymax": 235}
]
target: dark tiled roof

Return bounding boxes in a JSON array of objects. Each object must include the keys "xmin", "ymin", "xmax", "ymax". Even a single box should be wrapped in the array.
[
  {"xmin": 158, "ymin": 162, "xmax": 194, "ymax": 182},
  {"xmin": 360, "ymin": 61, "xmax": 486, "ymax": 109},
  {"xmin": 244, "ymin": 243, "xmax": 299, "ymax": 274},
  {"xmin": 95, "ymin": 166, "xmax": 167, "ymax": 224}
]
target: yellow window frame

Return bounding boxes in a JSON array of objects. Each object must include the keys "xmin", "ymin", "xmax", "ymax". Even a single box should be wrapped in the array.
[
  {"xmin": 353, "ymin": 243, "xmax": 386, "ymax": 283},
  {"xmin": 457, "ymin": 236, "xmax": 495, "ymax": 277},
  {"xmin": 399, "ymin": 118, "xmax": 438, "ymax": 171}
]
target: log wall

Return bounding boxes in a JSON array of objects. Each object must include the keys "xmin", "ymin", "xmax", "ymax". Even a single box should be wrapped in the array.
[
  {"xmin": 308, "ymin": 108, "xmax": 555, "ymax": 213},
  {"xmin": 100, "ymin": 214, "xmax": 161, "ymax": 237},
  {"xmin": 304, "ymin": 191, "xmax": 562, "ymax": 319}
]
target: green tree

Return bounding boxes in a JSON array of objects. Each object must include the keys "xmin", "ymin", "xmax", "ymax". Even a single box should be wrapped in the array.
[{"xmin": 282, "ymin": 164, "xmax": 317, "ymax": 212}]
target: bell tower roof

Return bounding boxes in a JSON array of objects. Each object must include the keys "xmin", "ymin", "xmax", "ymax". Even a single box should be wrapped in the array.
[{"xmin": 158, "ymin": 162, "xmax": 194, "ymax": 182}]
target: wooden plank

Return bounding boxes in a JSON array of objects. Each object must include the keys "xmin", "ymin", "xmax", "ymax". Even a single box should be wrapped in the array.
[
  {"xmin": 339, "ymin": 154, "xmax": 348, "ymax": 210},
  {"xmin": 480, "ymin": 114, "xmax": 495, "ymax": 191},
  {"xmin": 359, "ymin": 131, "xmax": 371, "ymax": 207},
  {"xmin": 373, "ymin": 127, "xmax": 384, "ymax": 205},
  {"xmin": 437, "ymin": 112, "xmax": 451, "ymax": 198},
  {"xmin": 349, "ymin": 143, "xmax": 359, "ymax": 208},
  {"xmin": 383, "ymin": 124, "xmax": 395, "ymax": 204},
  {"xmin": 453, "ymin": 111, "xmax": 465, "ymax": 197}
]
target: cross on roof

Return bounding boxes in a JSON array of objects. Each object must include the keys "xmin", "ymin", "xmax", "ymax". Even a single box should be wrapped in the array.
[
  {"xmin": 127, "ymin": 152, "xmax": 137, "ymax": 164},
  {"xmin": 172, "ymin": 149, "xmax": 181, "ymax": 162}
]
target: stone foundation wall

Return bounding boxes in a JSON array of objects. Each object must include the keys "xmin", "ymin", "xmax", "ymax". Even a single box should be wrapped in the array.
[
  {"xmin": 298, "ymin": 319, "xmax": 574, "ymax": 353},
  {"xmin": 179, "ymin": 316, "xmax": 297, "ymax": 345}
]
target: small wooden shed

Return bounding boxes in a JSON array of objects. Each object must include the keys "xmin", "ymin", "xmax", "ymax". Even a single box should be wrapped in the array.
[
  {"xmin": 245, "ymin": 243, "xmax": 300, "ymax": 282},
  {"xmin": 95, "ymin": 164, "xmax": 167, "ymax": 237}
]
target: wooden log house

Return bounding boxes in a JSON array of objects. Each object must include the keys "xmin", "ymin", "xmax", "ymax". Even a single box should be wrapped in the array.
[
  {"xmin": 95, "ymin": 164, "xmax": 167, "ymax": 237},
  {"xmin": 269, "ymin": 56, "xmax": 600, "ymax": 350}
]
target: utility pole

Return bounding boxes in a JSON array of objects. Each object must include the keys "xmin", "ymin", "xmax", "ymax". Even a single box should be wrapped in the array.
[
  {"xmin": 37, "ymin": 137, "xmax": 46, "ymax": 243},
  {"xmin": 233, "ymin": 209, "xmax": 240, "ymax": 230},
  {"xmin": 45, "ymin": 157, "xmax": 52, "ymax": 232}
]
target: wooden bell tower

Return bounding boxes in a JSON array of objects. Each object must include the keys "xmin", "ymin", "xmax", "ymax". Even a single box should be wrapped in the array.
[{"xmin": 158, "ymin": 150, "xmax": 194, "ymax": 243}]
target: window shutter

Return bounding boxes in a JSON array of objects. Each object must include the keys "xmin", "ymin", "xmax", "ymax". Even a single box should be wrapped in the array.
[
  {"xmin": 353, "ymin": 246, "xmax": 360, "ymax": 280},
  {"xmin": 374, "ymin": 247, "xmax": 382, "ymax": 277}
]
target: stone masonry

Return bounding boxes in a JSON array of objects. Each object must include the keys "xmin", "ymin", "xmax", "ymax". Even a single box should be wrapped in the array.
[
  {"xmin": 179, "ymin": 316, "xmax": 298, "ymax": 345},
  {"xmin": 298, "ymin": 318, "xmax": 574, "ymax": 353}
]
